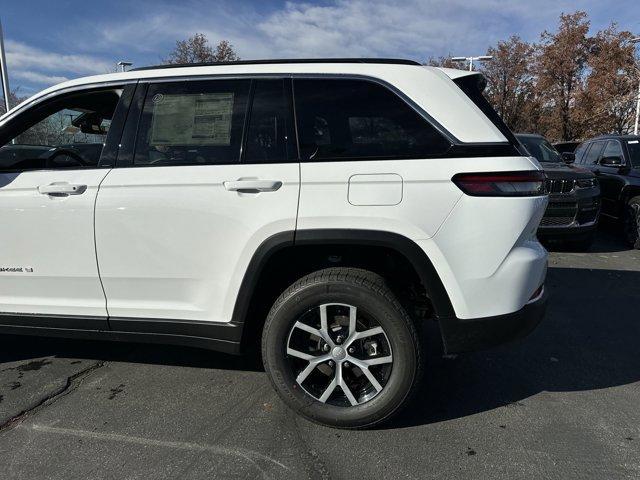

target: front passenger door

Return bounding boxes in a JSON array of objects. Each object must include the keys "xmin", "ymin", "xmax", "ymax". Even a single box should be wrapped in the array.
[{"xmin": 0, "ymin": 85, "xmax": 132, "ymax": 320}]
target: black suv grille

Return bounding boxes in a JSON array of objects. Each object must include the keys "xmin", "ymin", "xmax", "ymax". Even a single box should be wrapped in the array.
[
  {"xmin": 545, "ymin": 179, "xmax": 575, "ymax": 194},
  {"xmin": 540, "ymin": 202, "xmax": 578, "ymax": 227}
]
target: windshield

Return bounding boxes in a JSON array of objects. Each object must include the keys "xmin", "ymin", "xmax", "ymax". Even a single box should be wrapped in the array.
[
  {"xmin": 627, "ymin": 140, "xmax": 640, "ymax": 168},
  {"xmin": 517, "ymin": 135, "xmax": 563, "ymax": 163}
]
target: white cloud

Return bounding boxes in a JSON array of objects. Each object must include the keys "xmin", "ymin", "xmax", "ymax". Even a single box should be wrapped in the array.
[
  {"xmin": 5, "ymin": 40, "xmax": 113, "ymax": 76},
  {"xmin": 12, "ymin": 70, "xmax": 70, "ymax": 85},
  {"xmin": 5, "ymin": 0, "xmax": 631, "ymax": 92}
]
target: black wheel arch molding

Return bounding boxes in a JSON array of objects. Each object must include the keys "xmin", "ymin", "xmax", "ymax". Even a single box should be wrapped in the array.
[{"xmin": 0, "ymin": 228, "xmax": 544, "ymax": 355}]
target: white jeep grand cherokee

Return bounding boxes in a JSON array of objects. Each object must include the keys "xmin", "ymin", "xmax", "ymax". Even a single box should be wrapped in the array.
[{"xmin": 0, "ymin": 59, "xmax": 547, "ymax": 428}]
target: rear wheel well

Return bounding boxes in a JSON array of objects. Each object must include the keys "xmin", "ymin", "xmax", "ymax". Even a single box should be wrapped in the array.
[
  {"xmin": 238, "ymin": 243, "xmax": 432, "ymax": 352},
  {"xmin": 617, "ymin": 185, "xmax": 640, "ymax": 219},
  {"xmin": 622, "ymin": 187, "xmax": 640, "ymax": 204}
]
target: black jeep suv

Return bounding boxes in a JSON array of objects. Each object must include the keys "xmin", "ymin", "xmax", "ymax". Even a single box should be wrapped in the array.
[
  {"xmin": 573, "ymin": 135, "xmax": 640, "ymax": 248},
  {"xmin": 516, "ymin": 134, "xmax": 601, "ymax": 249}
]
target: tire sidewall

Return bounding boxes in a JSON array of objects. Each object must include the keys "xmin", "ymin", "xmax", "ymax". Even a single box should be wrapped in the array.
[
  {"xmin": 262, "ymin": 279, "xmax": 418, "ymax": 428},
  {"xmin": 624, "ymin": 198, "xmax": 640, "ymax": 249}
]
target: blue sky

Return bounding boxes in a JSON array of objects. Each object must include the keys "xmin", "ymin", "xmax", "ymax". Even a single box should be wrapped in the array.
[{"xmin": 1, "ymin": 0, "xmax": 638, "ymax": 96}]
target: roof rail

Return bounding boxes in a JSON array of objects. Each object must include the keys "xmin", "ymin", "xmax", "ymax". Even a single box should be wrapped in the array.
[{"xmin": 130, "ymin": 58, "xmax": 422, "ymax": 72}]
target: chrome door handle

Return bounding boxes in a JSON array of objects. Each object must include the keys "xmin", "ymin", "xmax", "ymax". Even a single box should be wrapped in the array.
[
  {"xmin": 38, "ymin": 183, "xmax": 87, "ymax": 195},
  {"xmin": 223, "ymin": 179, "xmax": 283, "ymax": 193}
]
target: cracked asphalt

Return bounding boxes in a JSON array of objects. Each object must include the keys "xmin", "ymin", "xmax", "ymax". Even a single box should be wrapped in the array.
[{"xmin": 0, "ymin": 227, "xmax": 639, "ymax": 479}]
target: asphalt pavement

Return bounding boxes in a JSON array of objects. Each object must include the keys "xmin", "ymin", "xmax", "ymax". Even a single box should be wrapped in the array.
[{"xmin": 1, "ymin": 228, "xmax": 639, "ymax": 479}]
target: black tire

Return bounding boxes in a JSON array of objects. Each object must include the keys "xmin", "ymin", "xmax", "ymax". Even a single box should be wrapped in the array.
[
  {"xmin": 261, "ymin": 267, "xmax": 422, "ymax": 429},
  {"xmin": 623, "ymin": 196, "xmax": 640, "ymax": 249}
]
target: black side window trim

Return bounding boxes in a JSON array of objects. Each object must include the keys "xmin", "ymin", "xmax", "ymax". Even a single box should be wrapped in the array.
[
  {"xmin": 110, "ymin": 73, "xmax": 524, "ymax": 168},
  {"xmin": 115, "ymin": 83, "xmax": 148, "ymax": 168},
  {"xmin": 98, "ymin": 83, "xmax": 137, "ymax": 168}
]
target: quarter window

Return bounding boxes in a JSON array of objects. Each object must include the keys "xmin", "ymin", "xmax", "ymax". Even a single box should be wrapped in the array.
[
  {"xmin": 293, "ymin": 79, "xmax": 451, "ymax": 161},
  {"xmin": 134, "ymin": 80, "xmax": 250, "ymax": 166}
]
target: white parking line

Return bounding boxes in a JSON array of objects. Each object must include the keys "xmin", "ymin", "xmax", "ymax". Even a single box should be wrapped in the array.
[{"xmin": 28, "ymin": 424, "xmax": 290, "ymax": 478}]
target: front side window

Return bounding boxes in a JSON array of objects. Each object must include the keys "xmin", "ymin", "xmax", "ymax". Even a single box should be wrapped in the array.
[
  {"xmin": 294, "ymin": 79, "xmax": 451, "ymax": 161},
  {"xmin": 582, "ymin": 141, "xmax": 605, "ymax": 165},
  {"xmin": 600, "ymin": 140, "xmax": 624, "ymax": 163},
  {"xmin": 0, "ymin": 88, "xmax": 122, "ymax": 172},
  {"xmin": 134, "ymin": 80, "xmax": 250, "ymax": 166}
]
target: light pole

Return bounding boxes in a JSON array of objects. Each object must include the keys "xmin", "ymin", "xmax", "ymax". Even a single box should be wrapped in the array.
[
  {"xmin": 0, "ymin": 18, "xmax": 11, "ymax": 114},
  {"xmin": 632, "ymin": 37, "xmax": 640, "ymax": 135},
  {"xmin": 117, "ymin": 61, "xmax": 133, "ymax": 72},
  {"xmin": 451, "ymin": 55, "xmax": 493, "ymax": 71}
]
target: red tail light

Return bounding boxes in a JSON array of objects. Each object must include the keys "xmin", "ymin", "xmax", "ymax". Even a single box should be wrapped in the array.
[{"xmin": 452, "ymin": 171, "xmax": 546, "ymax": 197}]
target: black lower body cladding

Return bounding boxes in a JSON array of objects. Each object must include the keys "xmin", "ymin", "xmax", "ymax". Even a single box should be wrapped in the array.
[{"xmin": 438, "ymin": 289, "xmax": 548, "ymax": 354}]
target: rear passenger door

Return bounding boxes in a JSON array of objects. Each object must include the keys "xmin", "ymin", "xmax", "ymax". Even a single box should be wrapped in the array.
[
  {"xmin": 293, "ymin": 78, "xmax": 458, "ymax": 238},
  {"xmin": 95, "ymin": 78, "xmax": 299, "ymax": 324}
]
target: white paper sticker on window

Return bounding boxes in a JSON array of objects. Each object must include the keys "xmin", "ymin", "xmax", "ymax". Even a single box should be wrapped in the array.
[{"xmin": 150, "ymin": 93, "xmax": 234, "ymax": 146}]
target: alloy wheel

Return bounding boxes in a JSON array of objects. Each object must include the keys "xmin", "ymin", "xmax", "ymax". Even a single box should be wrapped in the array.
[{"xmin": 286, "ymin": 303, "xmax": 393, "ymax": 407}]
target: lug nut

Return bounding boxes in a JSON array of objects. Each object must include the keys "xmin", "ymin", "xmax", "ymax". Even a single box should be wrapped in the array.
[
  {"xmin": 348, "ymin": 347, "xmax": 354, "ymax": 354},
  {"xmin": 322, "ymin": 344, "xmax": 330, "ymax": 352},
  {"xmin": 344, "ymin": 361, "xmax": 350, "ymax": 368},
  {"xmin": 328, "ymin": 360, "xmax": 334, "ymax": 367},
  {"xmin": 336, "ymin": 335, "xmax": 344, "ymax": 344}
]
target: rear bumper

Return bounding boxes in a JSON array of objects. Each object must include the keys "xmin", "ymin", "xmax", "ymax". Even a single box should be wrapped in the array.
[{"xmin": 438, "ymin": 287, "xmax": 547, "ymax": 354}]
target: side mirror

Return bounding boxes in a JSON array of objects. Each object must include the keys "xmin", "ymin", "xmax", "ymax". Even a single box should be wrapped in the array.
[
  {"xmin": 600, "ymin": 156, "xmax": 624, "ymax": 167},
  {"xmin": 561, "ymin": 152, "xmax": 575, "ymax": 164}
]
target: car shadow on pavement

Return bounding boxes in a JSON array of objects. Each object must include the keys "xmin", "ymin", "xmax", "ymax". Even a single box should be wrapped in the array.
[
  {"xmin": 0, "ymin": 335, "xmax": 264, "ymax": 373},
  {"xmin": 391, "ymin": 264, "xmax": 640, "ymax": 428},
  {"xmin": 543, "ymin": 224, "xmax": 629, "ymax": 254}
]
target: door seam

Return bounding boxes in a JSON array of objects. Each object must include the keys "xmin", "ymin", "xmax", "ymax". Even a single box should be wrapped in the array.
[{"xmin": 93, "ymin": 168, "xmax": 113, "ymax": 324}]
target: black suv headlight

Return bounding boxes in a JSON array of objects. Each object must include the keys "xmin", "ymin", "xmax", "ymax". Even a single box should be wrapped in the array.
[{"xmin": 575, "ymin": 178, "xmax": 597, "ymax": 189}]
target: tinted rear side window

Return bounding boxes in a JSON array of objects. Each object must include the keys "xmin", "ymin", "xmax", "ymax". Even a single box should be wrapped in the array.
[
  {"xmin": 243, "ymin": 79, "xmax": 294, "ymax": 163},
  {"xmin": 293, "ymin": 79, "xmax": 450, "ymax": 161},
  {"xmin": 134, "ymin": 80, "xmax": 250, "ymax": 166}
]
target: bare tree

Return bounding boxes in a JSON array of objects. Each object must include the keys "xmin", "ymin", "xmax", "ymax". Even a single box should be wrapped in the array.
[
  {"xmin": 164, "ymin": 34, "xmax": 240, "ymax": 64},
  {"xmin": 0, "ymin": 89, "xmax": 22, "ymax": 116},
  {"xmin": 424, "ymin": 56, "xmax": 459, "ymax": 68},
  {"xmin": 214, "ymin": 40, "xmax": 240, "ymax": 62}
]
